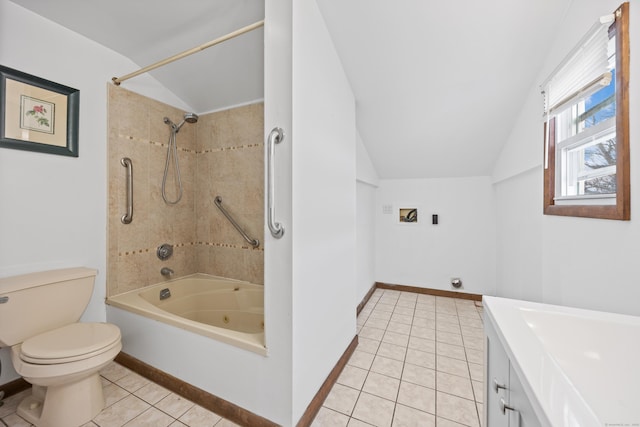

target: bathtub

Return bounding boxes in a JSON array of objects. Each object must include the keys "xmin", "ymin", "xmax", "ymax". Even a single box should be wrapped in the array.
[{"xmin": 106, "ymin": 274, "xmax": 265, "ymax": 354}]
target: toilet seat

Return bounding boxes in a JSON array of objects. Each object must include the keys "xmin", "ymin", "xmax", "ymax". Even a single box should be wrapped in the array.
[{"xmin": 20, "ymin": 323, "xmax": 121, "ymax": 364}]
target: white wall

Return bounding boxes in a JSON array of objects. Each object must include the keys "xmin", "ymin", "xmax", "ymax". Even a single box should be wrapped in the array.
[
  {"xmin": 493, "ymin": 0, "xmax": 640, "ymax": 316},
  {"xmin": 291, "ymin": 0, "xmax": 357, "ymax": 421},
  {"xmin": 0, "ymin": 0, "xmax": 188, "ymax": 386},
  {"xmin": 376, "ymin": 177, "xmax": 496, "ymax": 296},
  {"xmin": 356, "ymin": 132, "xmax": 379, "ymax": 303}
]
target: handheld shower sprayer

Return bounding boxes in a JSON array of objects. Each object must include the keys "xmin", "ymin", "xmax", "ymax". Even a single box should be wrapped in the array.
[{"xmin": 162, "ymin": 112, "xmax": 198, "ymax": 204}]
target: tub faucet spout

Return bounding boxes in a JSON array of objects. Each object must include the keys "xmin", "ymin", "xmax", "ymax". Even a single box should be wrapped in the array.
[{"xmin": 161, "ymin": 267, "xmax": 174, "ymax": 277}]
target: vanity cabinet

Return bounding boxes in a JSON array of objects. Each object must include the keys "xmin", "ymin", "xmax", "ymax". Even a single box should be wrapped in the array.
[{"xmin": 485, "ymin": 314, "xmax": 541, "ymax": 427}]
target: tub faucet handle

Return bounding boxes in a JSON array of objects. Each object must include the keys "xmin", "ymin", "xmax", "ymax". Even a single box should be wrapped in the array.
[{"xmin": 161, "ymin": 267, "xmax": 174, "ymax": 277}]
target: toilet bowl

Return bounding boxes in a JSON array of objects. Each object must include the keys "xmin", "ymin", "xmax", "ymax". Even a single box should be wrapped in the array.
[{"xmin": 0, "ymin": 268, "xmax": 123, "ymax": 427}]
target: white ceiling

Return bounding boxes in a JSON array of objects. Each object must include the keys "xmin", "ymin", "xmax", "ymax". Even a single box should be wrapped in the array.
[{"xmin": 10, "ymin": 0, "xmax": 572, "ymax": 179}]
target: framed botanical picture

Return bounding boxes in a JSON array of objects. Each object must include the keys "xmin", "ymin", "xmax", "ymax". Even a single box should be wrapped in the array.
[{"xmin": 0, "ymin": 65, "xmax": 79, "ymax": 157}]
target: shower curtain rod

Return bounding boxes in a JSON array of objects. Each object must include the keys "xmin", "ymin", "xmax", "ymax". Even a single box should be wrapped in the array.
[{"xmin": 111, "ymin": 20, "xmax": 264, "ymax": 86}]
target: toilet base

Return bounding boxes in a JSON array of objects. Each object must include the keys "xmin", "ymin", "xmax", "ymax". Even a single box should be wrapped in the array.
[{"xmin": 17, "ymin": 373, "xmax": 105, "ymax": 427}]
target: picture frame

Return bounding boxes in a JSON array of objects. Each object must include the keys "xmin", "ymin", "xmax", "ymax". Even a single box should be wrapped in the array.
[{"xmin": 0, "ymin": 65, "xmax": 79, "ymax": 157}]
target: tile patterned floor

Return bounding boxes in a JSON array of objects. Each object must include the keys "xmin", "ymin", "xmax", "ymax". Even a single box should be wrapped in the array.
[
  {"xmin": 0, "ymin": 288, "xmax": 484, "ymax": 427},
  {"xmin": 0, "ymin": 362, "xmax": 240, "ymax": 427},
  {"xmin": 312, "ymin": 289, "xmax": 485, "ymax": 427}
]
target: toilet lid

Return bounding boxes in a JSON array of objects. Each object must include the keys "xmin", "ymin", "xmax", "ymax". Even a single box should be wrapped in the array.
[{"xmin": 20, "ymin": 323, "xmax": 121, "ymax": 364}]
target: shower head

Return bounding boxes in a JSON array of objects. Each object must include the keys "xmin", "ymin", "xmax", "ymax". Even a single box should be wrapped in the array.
[
  {"xmin": 165, "ymin": 112, "xmax": 199, "ymax": 133},
  {"xmin": 183, "ymin": 112, "xmax": 198, "ymax": 124}
]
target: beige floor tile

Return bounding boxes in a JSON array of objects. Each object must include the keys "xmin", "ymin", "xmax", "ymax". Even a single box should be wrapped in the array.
[
  {"xmin": 124, "ymin": 407, "xmax": 174, "ymax": 426},
  {"xmin": 411, "ymin": 317, "xmax": 435, "ymax": 328},
  {"xmin": 348, "ymin": 350, "xmax": 376, "ymax": 370},
  {"xmin": 436, "ymin": 371, "xmax": 474, "ymax": 400},
  {"xmin": 100, "ymin": 362, "xmax": 133, "ymax": 382},
  {"xmin": 410, "ymin": 325, "xmax": 435, "ymax": 340},
  {"xmin": 401, "ymin": 364, "xmax": 435, "ymax": 389},
  {"xmin": 103, "ymin": 382, "xmax": 130, "ymax": 407},
  {"xmin": 436, "ymin": 342, "xmax": 466, "ymax": 361},
  {"xmin": 393, "ymin": 306, "xmax": 414, "ymax": 316},
  {"xmin": 472, "ymin": 380, "xmax": 483, "ymax": 403},
  {"xmin": 365, "ymin": 317, "xmax": 390, "ymax": 330},
  {"xmin": 435, "ymin": 321, "xmax": 462, "ymax": 334},
  {"xmin": 392, "ymin": 404, "xmax": 436, "ymax": 427},
  {"xmin": 362, "ymin": 372, "xmax": 400, "ymax": 401},
  {"xmin": 437, "ymin": 355, "xmax": 470, "ymax": 378},
  {"xmin": 116, "ymin": 371, "xmax": 151, "ymax": 393},
  {"xmin": 396, "ymin": 300, "xmax": 416, "ymax": 309},
  {"xmin": 370, "ymin": 310, "xmax": 393, "ymax": 320},
  {"xmin": 436, "ymin": 331, "xmax": 464, "ymax": 347},
  {"xmin": 405, "ymin": 348, "xmax": 436, "ymax": 370},
  {"xmin": 468, "ymin": 363, "xmax": 483, "ymax": 382},
  {"xmin": 377, "ymin": 342, "xmax": 407, "ymax": 362},
  {"xmin": 178, "ymin": 405, "xmax": 222, "ymax": 427},
  {"xmin": 436, "ymin": 392, "xmax": 479, "ymax": 427},
  {"xmin": 387, "ymin": 321, "xmax": 412, "ymax": 335},
  {"xmin": 134, "ymin": 382, "xmax": 171, "ymax": 405},
  {"xmin": 323, "ymin": 383, "xmax": 360, "ymax": 416},
  {"xmin": 436, "ymin": 417, "xmax": 467, "ymax": 427},
  {"xmin": 360, "ymin": 326, "xmax": 386, "ymax": 341},
  {"xmin": 338, "ymin": 365, "xmax": 370, "ymax": 389},
  {"xmin": 460, "ymin": 326, "xmax": 484, "ymax": 339},
  {"xmin": 371, "ymin": 355, "xmax": 404, "ymax": 379},
  {"xmin": 396, "ymin": 381, "xmax": 436, "ymax": 414},
  {"xmin": 476, "ymin": 403, "xmax": 484, "ymax": 427},
  {"xmin": 2, "ymin": 413, "xmax": 31, "ymax": 427},
  {"xmin": 382, "ymin": 331, "xmax": 410, "ymax": 347},
  {"xmin": 0, "ymin": 390, "xmax": 30, "ymax": 418},
  {"xmin": 348, "ymin": 417, "xmax": 374, "ymax": 426},
  {"xmin": 413, "ymin": 309, "xmax": 436, "ymax": 320},
  {"xmin": 435, "ymin": 313, "xmax": 459, "ymax": 325},
  {"xmin": 214, "ymin": 419, "xmax": 242, "ymax": 426},
  {"xmin": 357, "ymin": 337, "xmax": 381, "ymax": 354},
  {"xmin": 93, "ymin": 394, "xmax": 151, "ymax": 427},
  {"xmin": 311, "ymin": 407, "xmax": 349, "ymax": 427},
  {"xmin": 464, "ymin": 348, "xmax": 483, "ymax": 365},
  {"xmin": 458, "ymin": 317, "xmax": 483, "ymax": 328},
  {"xmin": 155, "ymin": 393, "xmax": 195, "ymax": 419},
  {"xmin": 462, "ymin": 336, "xmax": 484, "ymax": 351},
  {"xmin": 435, "ymin": 306, "xmax": 457, "ymax": 315},
  {"xmin": 390, "ymin": 313, "xmax": 413, "ymax": 325},
  {"xmin": 376, "ymin": 303, "xmax": 396, "ymax": 312},
  {"xmin": 352, "ymin": 392, "xmax": 395, "ymax": 427},
  {"xmin": 408, "ymin": 336, "xmax": 436, "ymax": 354}
]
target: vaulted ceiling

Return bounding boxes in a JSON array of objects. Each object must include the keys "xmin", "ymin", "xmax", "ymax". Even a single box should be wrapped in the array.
[{"xmin": 10, "ymin": 0, "xmax": 572, "ymax": 178}]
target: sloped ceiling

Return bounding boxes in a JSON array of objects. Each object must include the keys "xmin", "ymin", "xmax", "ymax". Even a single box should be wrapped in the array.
[{"xmin": 10, "ymin": 0, "xmax": 572, "ymax": 179}]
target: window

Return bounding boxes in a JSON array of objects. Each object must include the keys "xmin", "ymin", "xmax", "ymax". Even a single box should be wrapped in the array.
[{"xmin": 542, "ymin": 3, "xmax": 629, "ymax": 220}]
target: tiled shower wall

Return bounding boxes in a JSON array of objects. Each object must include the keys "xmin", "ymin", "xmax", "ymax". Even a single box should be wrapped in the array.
[{"xmin": 107, "ymin": 86, "xmax": 264, "ymax": 297}]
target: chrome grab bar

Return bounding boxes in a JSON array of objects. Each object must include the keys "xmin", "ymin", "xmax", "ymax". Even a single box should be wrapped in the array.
[
  {"xmin": 121, "ymin": 157, "xmax": 133, "ymax": 224},
  {"xmin": 214, "ymin": 196, "xmax": 260, "ymax": 248},
  {"xmin": 267, "ymin": 127, "xmax": 284, "ymax": 238}
]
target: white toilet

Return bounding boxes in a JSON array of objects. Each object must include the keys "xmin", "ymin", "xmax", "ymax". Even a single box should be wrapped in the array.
[{"xmin": 0, "ymin": 267, "xmax": 122, "ymax": 427}]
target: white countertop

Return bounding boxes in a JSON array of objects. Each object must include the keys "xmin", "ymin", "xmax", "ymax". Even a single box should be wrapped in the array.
[{"xmin": 484, "ymin": 296, "xmax": 640, "ymax": 427}]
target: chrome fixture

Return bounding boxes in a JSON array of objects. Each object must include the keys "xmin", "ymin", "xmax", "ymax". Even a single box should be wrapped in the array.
[
  {"xmin": 157, "ymin": 243, "xmax": 173, "ymax": 260},
  {"xmin": 120, "ymin": 157, "xmax": 133, "ymax": 224},
  {"xmin": 214, "ymin": 196, "xmax": 260, "ymax": 248},
  {"xmin": 159, "ymin": 288, "xmax": 171, "ymax": 300},
  {"xmin": 267, "ymin": 127, "xmax": 285, "ymax": 238},
  {"xmin": 161, "ymin": 113, "xmax": 198, "ymax": 205},
  {"xmin": 160, "ymin": 267, "xmax": 174, "ymax": 277},
  {"xmin": 451, "ymin": 278, "xmax": 462, "ymax": 288}
]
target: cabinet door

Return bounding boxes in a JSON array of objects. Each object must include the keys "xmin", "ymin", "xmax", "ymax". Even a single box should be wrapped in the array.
[
  {"xmin": 485, "ymin": 322, "xmax": 510, "ymax": 427},
  {"xmin": 508, "ymin": 364, "xmax": 541, "ymax": 427}
]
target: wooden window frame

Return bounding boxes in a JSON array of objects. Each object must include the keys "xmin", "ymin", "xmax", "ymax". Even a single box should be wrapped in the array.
[{"xmin": 544, "ymin": 2, "xmax": 630, "ymax": 220}]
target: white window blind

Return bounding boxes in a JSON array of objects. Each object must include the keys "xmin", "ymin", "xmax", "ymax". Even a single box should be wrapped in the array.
[{"xmin": 541, "ymin": 15, "xmax": 614, "ymax": 115}]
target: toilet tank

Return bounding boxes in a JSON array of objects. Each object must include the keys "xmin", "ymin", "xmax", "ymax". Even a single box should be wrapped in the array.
[{"xmin": 0, "ymin": 267, "xmax": 97, "ymax": 347}]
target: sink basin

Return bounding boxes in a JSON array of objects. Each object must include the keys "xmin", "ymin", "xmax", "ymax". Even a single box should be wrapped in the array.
[
  {"xmin": 520, "ymin": 308, "xmax": 640, "ymax": 424},
  {"xmin": 484, "ymin": 296, "xmax": 640, "ymax": 427}
]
